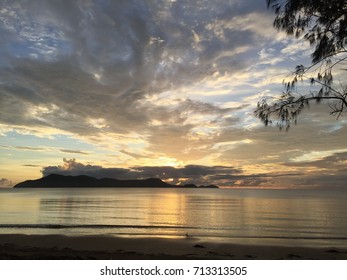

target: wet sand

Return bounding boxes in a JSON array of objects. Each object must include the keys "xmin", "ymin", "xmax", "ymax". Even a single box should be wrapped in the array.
[{"xmin": 0, "ymin": 234, "xmax": 346, "ymax": 260}]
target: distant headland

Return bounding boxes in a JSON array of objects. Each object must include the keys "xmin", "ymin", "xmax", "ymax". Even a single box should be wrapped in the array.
[{"xmin": 13, "ymin": 174, "xmax": 219, "ymax": 189}]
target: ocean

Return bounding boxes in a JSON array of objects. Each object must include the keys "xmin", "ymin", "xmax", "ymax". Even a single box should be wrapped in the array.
[{"xmin": 0, "ymin": 188, "xmax": 347, "ymax": 247}]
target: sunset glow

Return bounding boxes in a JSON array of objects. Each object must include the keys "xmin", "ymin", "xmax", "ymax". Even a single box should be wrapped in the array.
[{"xmin": 0, "ymin": 0, "xmax": 346, "ymax": 189}]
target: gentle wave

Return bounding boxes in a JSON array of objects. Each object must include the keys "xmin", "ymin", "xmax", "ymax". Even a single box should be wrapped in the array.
[
  {"xmin": 0, "ymin": 224, "xmax": 199, "ymax": 230},
  {"xmin": 1, "ymin": 224, "xmax": 347, "ymax": 240}
]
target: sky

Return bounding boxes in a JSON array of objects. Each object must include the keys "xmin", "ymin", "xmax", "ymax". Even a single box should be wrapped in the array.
[{"xmin": 0, "ymin": 0, "xmax": 346, "ymax": 188}]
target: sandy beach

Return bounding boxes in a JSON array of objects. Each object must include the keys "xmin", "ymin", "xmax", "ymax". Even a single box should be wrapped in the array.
[{"xmin": 0, "ymin": 234, "xmax": 346, "ymax": 260}]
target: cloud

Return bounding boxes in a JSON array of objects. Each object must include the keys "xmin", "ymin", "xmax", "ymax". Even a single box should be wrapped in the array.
[
  {"xmin": 40, "ymin": 158, "xmax": 311, "ymax": 188},
  {"xmin": 1, "ymin": 145, "xmax": 47, "ymax": 151},
  {"xmin": 42, "ymin": 158, "xmax": 135, "ymax": 180},
  {"xmin": 284, "ymin": 151, "xmax": 347, "ymax": 169},
  {"xmin": 0, "ymin": 1, "xmax": 303, "ymax": 167},
  {"xmin": 135, "ymin": 164, "xmax": 242, "ymax": 185},
  {"xmin": 119, "ymin": 149, "xmax": 152, "ymax": 159},
  {"xmin": 0, "ymin": 178, "xmax": 13, "ymax": 188},
  {"xmin": 38, "ymin": 155, "xmax": 347, "ymax": 188},
  {"xmin": 282, "ymin": 151, "xmax": 347, "ymax": 188},
  {"xmin": 305, "ymin": 171, "xmax": 347, "ymax": 189},
  {"xmin": 0, "ymin": 1, "xmax": 276, "ymax": 142},
  {"xmin": 41, "ymin": 158, "xmax": 243, "ymax": 186},
  {"xmin": 216, "ymin": 103, "xmax": 347, "ymax": 164},
  {"xmin": 22, "ymin": 164, "xmax": 41, "ymax": 167},
  {"xmin": 2, "ymin": 0, "xmax": 346, "ymax": 190},
  {"xmin": 59, "ymin": 149, "xmax": 90, "ymax": 155},
  {"xmin": 1, "ymin": 145, "xmax": 89, "ymax": 155}
]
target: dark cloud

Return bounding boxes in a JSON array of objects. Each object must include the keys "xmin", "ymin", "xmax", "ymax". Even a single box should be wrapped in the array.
[
  {"xmin": 41, "ymin": 158, "xmax": 243, "ymax": 186},
  {"xmin": 40, "ymin": 157, "xmax": 347, "ymax": 188},
  {"xmin": 59, "ymin": 149, "xmax": 89, "ymax": 155},
  {"xmin": 268, "ymin": 170, "xmax": 347, "ymax": 189},
  {"xmin": 119, "ymin": 150, "xmax": 151, "ymax": 159},
  {"xmin": 279, "ymin": 151, "xmax": 347, "ymax": 188},
  {"xmin": 42, "ymin": 158, "xmax": 136, "ymax": 180},
  {"xmin": 207, "ymin": 172, "xmax": 304, "ymax": 188},
  {"xmin": 302, "ymin": 173, "xmax": 347, "ymax": 189},
  {"xmin": 41, "ymin": 158, "xmax": 311, "ymax": 188},
  {"xmin": 22, "ymin": 164, "xmax": 41, "ymax": 167},
  {"xmin": 134, "ymin": 164, "xmax": 242, "ymax": 185},
  {"xmin": 284, "ymin": 151, "xmax": 347, "ymax": 169}
]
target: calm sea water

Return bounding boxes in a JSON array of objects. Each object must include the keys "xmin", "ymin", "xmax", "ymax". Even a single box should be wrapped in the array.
[{"xmin": 0, "ymin": 188, "xmax": 347, "ymax": 247}]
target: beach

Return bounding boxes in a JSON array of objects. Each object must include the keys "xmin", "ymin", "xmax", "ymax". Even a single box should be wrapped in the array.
[
  {"xmin": 1, "ymin": 188, "xmax": 347, "ymax": 260},
  {"xmin": 0, "ymin": 234, "xmax": 346, "ymax": 260}
]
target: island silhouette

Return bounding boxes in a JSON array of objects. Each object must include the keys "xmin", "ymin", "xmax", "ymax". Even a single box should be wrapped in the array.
[{"xmin": 13, "ymin": 174, "xmax": 219, "ymax": 189}]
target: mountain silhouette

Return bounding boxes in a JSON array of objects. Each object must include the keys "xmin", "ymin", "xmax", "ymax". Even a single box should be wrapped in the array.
[{"xmin": 13, "ymin": 174, "xmax": 219, "ymax": 189}]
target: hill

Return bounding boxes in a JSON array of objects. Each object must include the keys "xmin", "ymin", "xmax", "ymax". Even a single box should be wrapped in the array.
[{"xmin": 13, "ymin": 174, "xmax": 219, "ymax": 189}]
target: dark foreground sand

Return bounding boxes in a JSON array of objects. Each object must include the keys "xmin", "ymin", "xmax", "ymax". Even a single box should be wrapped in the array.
[{"xmin": 0, "ymin": 234, "xmax": 346, "ymax": 260}]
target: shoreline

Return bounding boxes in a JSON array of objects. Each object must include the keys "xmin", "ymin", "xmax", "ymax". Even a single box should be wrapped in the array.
[{"xmin": 0, "ymin": 234, "xmax": 347, "ymax": 260}]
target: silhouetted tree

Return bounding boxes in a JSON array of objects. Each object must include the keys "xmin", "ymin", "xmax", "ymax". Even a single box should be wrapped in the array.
[{"xmin": 255, "ymin": 0, "xmax": 347, "ymax": 130}]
